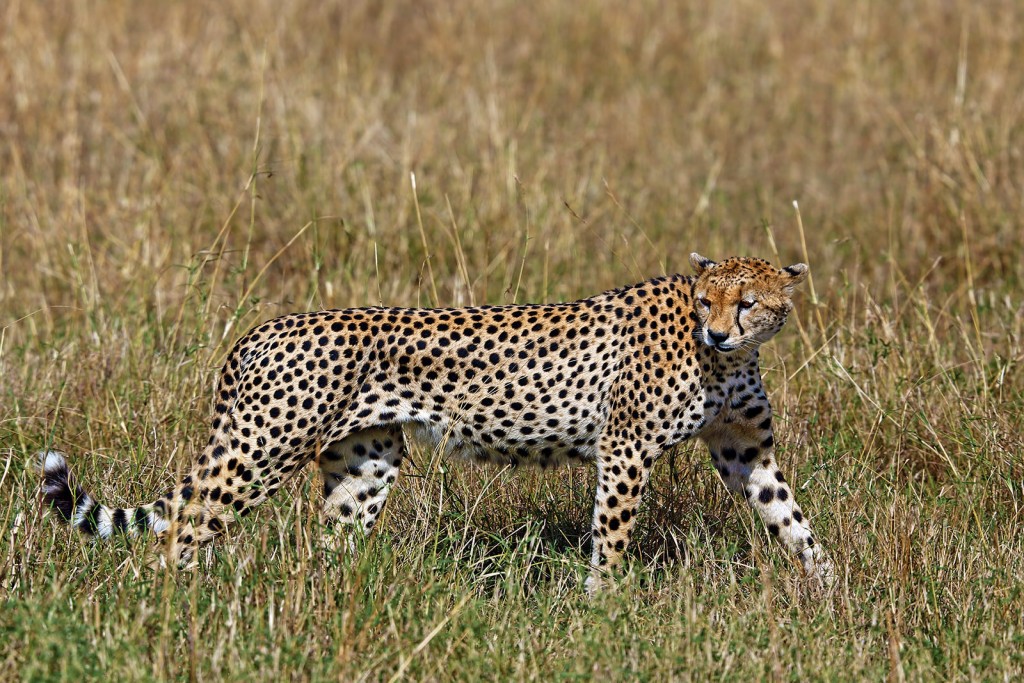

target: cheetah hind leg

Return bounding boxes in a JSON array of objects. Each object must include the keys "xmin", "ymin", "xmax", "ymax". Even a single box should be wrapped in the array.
[{"xmin": 318, "ymin": 426, "xmax": 405, "ymax": 555}]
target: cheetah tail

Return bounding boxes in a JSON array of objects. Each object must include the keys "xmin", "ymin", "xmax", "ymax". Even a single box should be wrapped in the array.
[{"xmin": 39, "ymin": 451, "xmax": 169, "ymax": 540}]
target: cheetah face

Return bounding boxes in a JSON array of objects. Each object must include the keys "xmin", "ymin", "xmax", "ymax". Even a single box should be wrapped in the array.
[{"xmin": 689, "ymin": 252, "xmax": 808, "ymax": 353}]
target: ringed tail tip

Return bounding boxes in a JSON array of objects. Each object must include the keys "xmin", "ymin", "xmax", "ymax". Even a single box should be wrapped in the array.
[
  {"xmin": 39, "ymin": 450, "xmax": 85, "ymax": 524},
  {"xmin": 39, "ymin": 450, "xmax": 165, "ymax": 539}
]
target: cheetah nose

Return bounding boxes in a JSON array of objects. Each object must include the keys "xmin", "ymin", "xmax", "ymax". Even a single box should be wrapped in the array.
[{"xmin": 707, "ymin": 329, "xmax": 730, "ymax": 346}]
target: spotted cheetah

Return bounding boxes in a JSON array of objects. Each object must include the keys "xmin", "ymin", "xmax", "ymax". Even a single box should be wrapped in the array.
[{"xmin": 41, "ymin": 253, "xmax": 832, "ymax": 591}]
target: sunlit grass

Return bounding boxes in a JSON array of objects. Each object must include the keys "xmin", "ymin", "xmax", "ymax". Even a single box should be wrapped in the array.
[{"xmin": 2, "ymin": 0, "xmax": 1023, "ymax": 680}]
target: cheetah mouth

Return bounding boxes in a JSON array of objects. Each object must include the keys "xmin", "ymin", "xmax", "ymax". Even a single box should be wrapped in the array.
[
  {"xmin": 702, "ymin": 334, "xmax": 740, "ymax": 353},
  {"xmin": 706, "ymin": 338, "xmax": 747, "ymax": 353}
]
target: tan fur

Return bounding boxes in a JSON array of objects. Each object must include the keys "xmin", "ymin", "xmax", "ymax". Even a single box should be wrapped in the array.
[{"xmin": 43, "ymin": 254, "xmax": 832, "ymax": 592}]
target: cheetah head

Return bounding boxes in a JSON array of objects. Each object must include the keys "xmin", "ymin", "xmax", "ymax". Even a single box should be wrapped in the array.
[{"xmin": 689, "ymin": 253, "xmax": 808, "ymax": 353}]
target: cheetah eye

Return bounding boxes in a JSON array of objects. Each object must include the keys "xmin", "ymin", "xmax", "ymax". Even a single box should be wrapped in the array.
[
  {"xmin": 698, "ymin": 297, "xmax": 712, "ymax": 308},
  {"xmin": 738, "ymin": 299, "xmax": 756, "ymax": 310}
]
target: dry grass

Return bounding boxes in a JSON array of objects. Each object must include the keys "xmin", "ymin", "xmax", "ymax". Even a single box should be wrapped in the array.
[{"xmin": 2, "ymin": 0, "xmax": 1023, "ymax": 680}]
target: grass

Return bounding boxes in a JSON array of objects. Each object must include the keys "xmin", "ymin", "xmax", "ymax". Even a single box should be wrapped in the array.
[{"xmin": 2, "ymin": 0, "xmax": 1023, "ymax": 680}]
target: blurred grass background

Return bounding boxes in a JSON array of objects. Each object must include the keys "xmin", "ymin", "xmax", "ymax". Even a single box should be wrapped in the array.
[{"xmin": 1, "ymin": 0, "xmax": 1022, "ymax": 680}]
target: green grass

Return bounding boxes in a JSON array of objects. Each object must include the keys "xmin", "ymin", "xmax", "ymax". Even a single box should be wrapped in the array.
[{"xmin": 2, "ymin": 0, "xmax": 1024, "ymax": 680}]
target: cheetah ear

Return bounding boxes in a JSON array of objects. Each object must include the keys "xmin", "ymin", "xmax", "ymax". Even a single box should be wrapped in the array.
[
  {"xmin": 689, "ymin": 253, "xmax": 716, "ymax": 275},
  {"xmin": 780, "ymin": 263, "xmax": 809, "ymax": 291}
]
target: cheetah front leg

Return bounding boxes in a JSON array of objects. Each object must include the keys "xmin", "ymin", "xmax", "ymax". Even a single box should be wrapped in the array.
[
  {"xmin": 318, "ymin": 427, "xmax": 405, "ymax": 552},
  {"xmin": 702, "ymin": 391, "xmax": 833, "ymax": 585},
  {"xmin": 586, "ymin": 431, "xmax": 655, "ymax": 594}
]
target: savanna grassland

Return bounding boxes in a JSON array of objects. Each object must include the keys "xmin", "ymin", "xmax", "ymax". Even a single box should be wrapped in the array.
[{"xmin": 2, "ymin": 0, "xmax": 1023, "ymax": 680}]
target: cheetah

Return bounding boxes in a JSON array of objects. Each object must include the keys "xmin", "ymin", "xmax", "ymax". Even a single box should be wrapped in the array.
[{"xmin": 41, "ymin": 253, "xmax": 832, "ymax": 591}]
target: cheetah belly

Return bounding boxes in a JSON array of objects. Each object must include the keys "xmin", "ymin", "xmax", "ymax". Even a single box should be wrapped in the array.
[{"xmin": 404, "ymin": 420, "xmax": 599, "ymax": 469}]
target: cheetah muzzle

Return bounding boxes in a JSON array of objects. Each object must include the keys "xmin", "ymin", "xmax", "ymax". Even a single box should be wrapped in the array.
[{"xmin": 40, "ymin": 253, "xmax": 833, "ymax": 592}]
